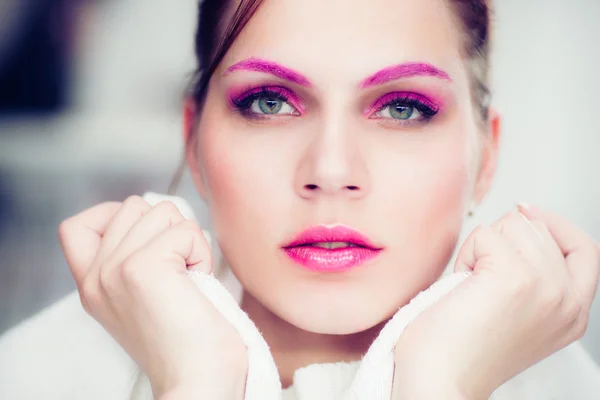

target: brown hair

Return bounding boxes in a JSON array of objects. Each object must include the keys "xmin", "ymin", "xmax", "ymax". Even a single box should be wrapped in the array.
[{"xmin": 168, "ymin": 0, "xmax": 493, "ymax": 193}]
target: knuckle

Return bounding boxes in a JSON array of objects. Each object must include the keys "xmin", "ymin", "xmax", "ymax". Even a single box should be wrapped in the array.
[
  {"xmin": 57, "ymin": 219, "xmax": 73, "ymax": 242},
  {"xmin": 79, "ymin": 292, "xmax": 92, "ymax": 315},
  {"xmin": 472, "ymin": 224, "xmax": 484, "ymax": 234},
  {"xmin": 549, "ymin": 285, "xmax": 584, "ymax": 325},
  {"xmin": 470, "ymin": 224, "xmax": 487, "ymax": 239},
  {"xmin": 500, "ymin": 210, "xmax": 517, "ymax": 223},
  {"xmin": 176, "ymin": 219, "xmax": 200, "ymax": 231},
  {"xmin": 119, "ymin": 254, "xmax": 145, "ymax": 288},
  {"xmin": 575, "ymin": 316, "xmax": 589, "ymax": 340},
  {"xmin": 474, "ymin": 224, "xmax": 494, "ymax": 241},
  {"xmin": 97, "ymin": 264, "xmax": 117, "ymax": 293},
  {"xmin": 79, "ymin": 277, "xmax": 100, "ymax": 314},
  {"xmin": 154, "ymin": 201, "xmax": 182, "ymax": 217},
  {"xmin": 567, "ymin": 300, "xmax": 584, "ymax": 324},
  {"xmin": 507, "ymin": 209, "xmax": 522, "ymax": 222},
  {"xmin": 568, "ymin": 313, "xmax": 589, "ymax": 341},
  {"xmin": 506, "ymin": 211, "xmax": 525, "ymax": 229},
  {"xmin": 172, "ymin": 221, "xmax": 213, "ymax": 267},
  {"xmin": 541, "ymin": 282, "xmax": 568, "ymax": 309},
  {"xmin": 123, "ymin": 195, "xmax": 148, "ymax": 210},
  {"xmin": 500, "ymin": 210, "xmax": 515, "ymax": 221}
]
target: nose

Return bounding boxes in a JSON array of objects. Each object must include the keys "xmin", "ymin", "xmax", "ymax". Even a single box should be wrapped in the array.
[{"xmin": 294, "ymin": 116, "xmax": 370, "ymax": 200}]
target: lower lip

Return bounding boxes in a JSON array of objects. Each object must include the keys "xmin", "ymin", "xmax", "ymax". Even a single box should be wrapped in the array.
[{"xmin": 283, "ymin": 246, "xmax": 381, "ymax": 272}]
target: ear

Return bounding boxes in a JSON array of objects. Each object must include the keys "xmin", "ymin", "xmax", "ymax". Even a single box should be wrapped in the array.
[
  {"xmin": 183, "ymin": 98, "xmax": 208, "ymax": 199},
  {"xmin": 473, "ymin": 108, "xmax": 501, "ymax": 204}
]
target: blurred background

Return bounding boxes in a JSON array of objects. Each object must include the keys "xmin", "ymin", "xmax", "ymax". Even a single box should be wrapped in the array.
[{"xmin": 0, "ymin": 0, "xmax": 599, "ymax": 365}]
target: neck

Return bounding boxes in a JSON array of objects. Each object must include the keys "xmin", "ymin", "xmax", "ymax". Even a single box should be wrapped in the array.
[{"xmin": 240, "ymin": 291, "xmax": 386, "ymax": 388}]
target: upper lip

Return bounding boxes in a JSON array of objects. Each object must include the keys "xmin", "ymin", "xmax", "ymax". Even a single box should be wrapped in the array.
[{"xmin": 282, "ymin": 225, "xmax": 383, "ymax": 250}]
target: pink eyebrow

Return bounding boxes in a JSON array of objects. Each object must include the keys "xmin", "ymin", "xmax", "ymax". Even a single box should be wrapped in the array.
[
  {"xmin": 360, "ymin": 62, "xmax": 452, "ymax": 88},
  {"xmin": 225, "ymin": 58, "xmax": 312, "ymax": 87}
]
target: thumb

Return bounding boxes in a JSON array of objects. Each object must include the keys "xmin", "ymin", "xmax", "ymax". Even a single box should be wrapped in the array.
[
  {"xmin": 517, "ymin": 202, "xmax": 600, "ymax": 306},
  {"xmin": 454, "ymin": 224, "xmax": 518, "ymax": 274},
  {"xmin": 517, "ymin": 203, "xmax": 586, "ymax": 258}
]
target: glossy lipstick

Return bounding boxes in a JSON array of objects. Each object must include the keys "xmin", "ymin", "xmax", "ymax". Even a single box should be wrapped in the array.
[{"xmin": 282, "ymin": 225, "xmax": 382, "ymax": 272}]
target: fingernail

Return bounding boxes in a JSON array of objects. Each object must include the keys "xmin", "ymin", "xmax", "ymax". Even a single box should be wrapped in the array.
[
  {"xmin": 516, "ymin": 202, "xmax": 531, "ymax": 211},
  {"xmin": 517, "ymin": 210, "xmax": 531, "ymax": 222}
]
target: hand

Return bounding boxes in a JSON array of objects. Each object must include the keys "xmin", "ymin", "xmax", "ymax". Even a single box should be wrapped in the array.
[
  {"xmin": 58, "ymin": 196, "xmax": 247, "ymax": 399},
  {"xmin": 392, "ymin": 204, "xmax": 600, "ymax": 399}
]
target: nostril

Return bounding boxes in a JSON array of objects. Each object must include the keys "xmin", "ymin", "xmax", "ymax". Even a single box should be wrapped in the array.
[
  {"xmin": 347, "ymin": 186, "xmax": 359, "ymax": 191},
  {"xmin": 305, "ymin": 184, "xmax": 318, "ymax": 190}
]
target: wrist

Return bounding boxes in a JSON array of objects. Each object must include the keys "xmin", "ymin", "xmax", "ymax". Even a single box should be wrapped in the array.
[
  {"xmin": 154, "ymin": 357, "xmax": 248, "ymax": 400},
  {"xmin": 156, "ymin": 374, "xmax": 246, "ymax": 400},
  {"xmin": 393, "ymin": 350, "xmax": 490, "ymax": 400},
  {"xmin": 393, "ymin": 380, "xmax": 486, "ymax": 400}
]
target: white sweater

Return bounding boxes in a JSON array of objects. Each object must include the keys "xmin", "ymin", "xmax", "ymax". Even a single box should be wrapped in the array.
[{"xmin": 1, "ymin": 193, "xmax": 599, "ymax": 399}]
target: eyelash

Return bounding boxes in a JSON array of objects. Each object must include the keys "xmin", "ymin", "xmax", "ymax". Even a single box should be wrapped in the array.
[
  {"xmin": 230, "ymin": 87, "xmax": 440, "ymax": 125},
  {"xmin": 369, "ymin": 92, "xmax": 440, "ymax": 123},
  {"xmin": 230, "ymin": 86, "xmax": 302, "ymax": 118}
]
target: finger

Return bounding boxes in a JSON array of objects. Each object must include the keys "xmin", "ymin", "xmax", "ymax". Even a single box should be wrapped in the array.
[
  {"xmin": 93, "ymin": 196, "xmax": 152, "ymax": 266},
  {"xmin": 564, "ymin": 245, "xmax": 600, "ymax": 307},
  {"xmin": 126, "ymin": 220, "xmax": 213, "ymax": 276},
  {"xmin": 517, "ymin": 203, "xmax": 588, "ymax": 258},
  {"xmin": 518, "ymin": 203, "xmax": 600, "ymax": 305},
  {"xmin": 490, "ymin": 210, "xmax": 545, "ymax": 266},
  {"xmin": 58, "ymin": 202, "xmax": 122, "ymax": 286},
  {"xmin": 528, "ymin": 220, "xmax": 565, "ymax": 264},
  {"xmin": 107, "ymin": 201, "xmax": 187, "ymax": 267},
  {"xmin": 454, "ymin": 224, "xmax": 520, "ymax": 274}
]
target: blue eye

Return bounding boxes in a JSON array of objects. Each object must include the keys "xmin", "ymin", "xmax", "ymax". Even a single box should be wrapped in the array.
[
  {"xmin": 257, "ymin": 97, "xmax": 285, "ymax": 114},
  {"xmin": 371, "ymin": 92, "xmax": 439, "ymax": 124},
  {"xmin": 232, "ymin": 87, "xmax": 300, "ymax": 117},
  {"xmin": 388, "ymin": 104, "xmax": 416, "ymax": 120}
]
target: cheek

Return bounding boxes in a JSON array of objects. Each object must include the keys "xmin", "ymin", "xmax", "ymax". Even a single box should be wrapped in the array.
[
  {"xmin": 407, "ymin": 146, "xmax": 470, "ymax": 221},
  {"xmin": 199, "ymin": 134, "xmax": 256, "ymax": 224},
  {"xmin": 376, "ymin": 133, "xmax": 473, "ymax": 265},
  {"xmin": 196, "ymin": 119, "xmax": 290, "ymax": 251}
]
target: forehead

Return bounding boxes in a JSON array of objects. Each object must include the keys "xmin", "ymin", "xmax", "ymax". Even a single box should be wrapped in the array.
[{"xmin": 220, "ymin": 0, "xmax": 466, "ymax": 86}]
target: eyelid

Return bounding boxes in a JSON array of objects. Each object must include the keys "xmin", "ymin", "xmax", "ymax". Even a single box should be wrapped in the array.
[
  {"xmin": 229, "ymin": 85, "xmax": 305, "ymax": 114},
  {"xmin": 364, "ymin": 91, "xmax": 440, "ymax": 117}
]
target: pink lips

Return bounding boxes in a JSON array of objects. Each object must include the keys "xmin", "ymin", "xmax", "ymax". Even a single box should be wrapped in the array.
[{"xmin": 282, "ymin": 225, "xmax": 383, "ymax": 272}]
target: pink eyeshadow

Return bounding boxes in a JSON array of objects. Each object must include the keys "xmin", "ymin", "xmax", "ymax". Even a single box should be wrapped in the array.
[
  {"xmin": 228, "ymin": 85, "xmax": 305, "ymax": 114},
  {"xmin": 363, "ymin": 92, "xmax": 444, "ymax": 116}
]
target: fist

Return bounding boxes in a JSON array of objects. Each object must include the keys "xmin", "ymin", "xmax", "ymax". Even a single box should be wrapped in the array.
[{"xmin": 58, "ymin": 196, "xmax": 247, "ymax": 398}]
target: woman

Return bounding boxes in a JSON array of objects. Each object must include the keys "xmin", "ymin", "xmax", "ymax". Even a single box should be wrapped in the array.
[{"xmin": 1, "ymin": 0, "xmax": 599, "ymax": 398}]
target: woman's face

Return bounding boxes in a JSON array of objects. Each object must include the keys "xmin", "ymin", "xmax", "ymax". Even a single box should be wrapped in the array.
[{"xmin": 189, "ymin": 0, "xmax": 499, "ymax": 334}]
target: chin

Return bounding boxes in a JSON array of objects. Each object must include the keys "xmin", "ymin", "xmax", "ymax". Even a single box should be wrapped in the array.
[
  {"xmin": 272, "ymin": 286, "xmax": 399, "ymax": 335},
  {"xmin": 292, "ymin": 315, "xmax": 388, "ymax": 336}
]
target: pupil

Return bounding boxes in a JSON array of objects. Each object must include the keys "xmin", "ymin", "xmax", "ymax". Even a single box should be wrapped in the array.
[
  {"xmin": 392, "ymin": 104, "xmax": 413, "ymax": 120},
  {"xmin": 266, "ymin": 99, "xmax": 278, "ymax": 110},
  {"xmin": 258, "ymin": 97, "xmax": 283, "ymax": 114}
]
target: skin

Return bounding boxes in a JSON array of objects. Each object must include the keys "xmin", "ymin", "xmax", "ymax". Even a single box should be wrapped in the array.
[
  {"xmin": 59, "ymin": 199, "xmax": 248, "ymax": 398},
  {"xmin": 185, "ymin": 0, "xmax": 499, "ymax": 387},
  {"xmin": 392, "ymin": 205, "xmax": 599, "ymax": 398},
  {"xmin": 57, "ymin": 0, "xmax": 600, "ymax": 397}
]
